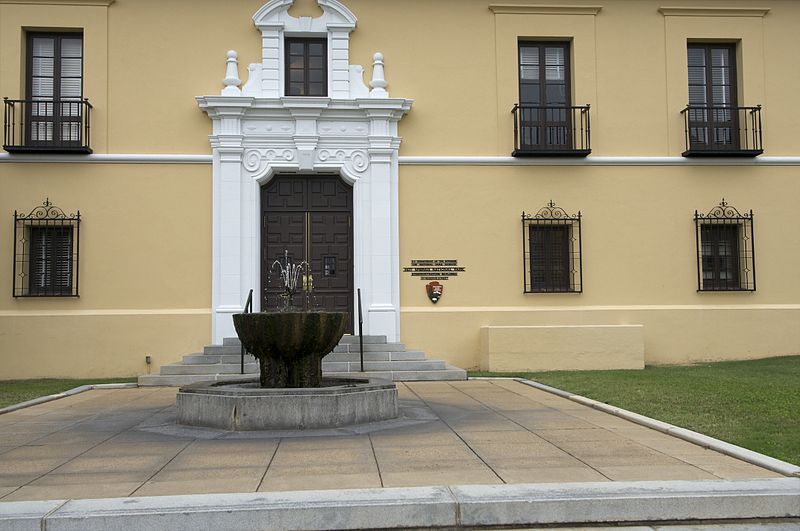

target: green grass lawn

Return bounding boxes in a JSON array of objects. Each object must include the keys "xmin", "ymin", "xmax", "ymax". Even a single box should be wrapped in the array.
[
  {"xmin": 470, "ymin": 355, "xmax": 800, "ymax": 466},
  {"xmin": 0, "ymin": 378, "xmax": 136, "ymax": 409}
]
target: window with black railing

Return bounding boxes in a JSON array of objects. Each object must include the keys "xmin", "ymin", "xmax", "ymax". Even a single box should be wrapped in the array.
[
  {"xmin": 513, "ymin": 41, "xmax": 590, "ymax": 156},
  {"xmin": 13, "ymin": 199, "xmax": 80, "ymax": 297},
  {"xmin": 682, "ymin": 43, "xmax": 762, "ymax": 156},
  {"xmin": 3, "ymin": 32, "xmax": 92, "ymax": 154},
  {"xmin": 523, "ymin": 202, "xmax": 582, "ymax": 293},
  {"xmin": 694, "ymin": 199, "xmax": 755, "ymax": 292}
]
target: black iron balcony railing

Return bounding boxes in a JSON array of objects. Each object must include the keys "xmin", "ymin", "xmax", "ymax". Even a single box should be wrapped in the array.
[
  {"xmin": 681, "ymin": 105, "xmax": 762, "ymax": 157},
  {"xmin": 3, "ymin": 98, "xmax": 93, "ymax": 154},
  {"xmin": 512, "ymin": 104, "xmax": 591, "ymax": 157}
]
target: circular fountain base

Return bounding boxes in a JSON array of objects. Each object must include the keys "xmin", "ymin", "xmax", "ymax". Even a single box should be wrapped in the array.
[{"xmin": 176, "ymin": 378, "xmax": 398, "ymax": 431}]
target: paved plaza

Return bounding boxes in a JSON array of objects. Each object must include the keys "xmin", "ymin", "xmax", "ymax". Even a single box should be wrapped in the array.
[{"xmin": 0, "ymin": 379, "xmax": 784, "ymax": 503}]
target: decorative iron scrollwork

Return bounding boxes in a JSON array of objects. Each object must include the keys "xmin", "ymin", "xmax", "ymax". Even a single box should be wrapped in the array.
[
  {"xmin": 522, "ymin": 200, "xmax": 579, "ymax": 221},
  {"xmin": 696, "ymin": 198, "xmax": 752, "ymax": 220},
  {"xmin": 16, "ymin": 198, "xmax": 79, "ymax": 221}
]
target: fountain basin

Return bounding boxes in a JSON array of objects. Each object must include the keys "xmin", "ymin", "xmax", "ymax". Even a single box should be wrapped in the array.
[
  {"xmin": 233, "ymin": 311, "xmax": 347, "ymax": 388},
  {"xmin": 176, "ymin": 378, "xmax": 398, "ymax": 430}
]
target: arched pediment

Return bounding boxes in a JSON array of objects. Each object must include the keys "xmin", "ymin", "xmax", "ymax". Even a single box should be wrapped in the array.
[{"xmin": 253, "ymin": 0, "xmax": 356, "ymax": 32}]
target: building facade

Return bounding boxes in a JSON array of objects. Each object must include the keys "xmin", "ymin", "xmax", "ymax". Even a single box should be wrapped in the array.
[{"xmin": 2, "ymin": 0, "xmax": 799, "ymax": 379}]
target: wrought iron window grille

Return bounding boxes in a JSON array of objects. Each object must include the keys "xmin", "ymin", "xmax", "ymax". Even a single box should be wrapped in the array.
[
  {"xmin": 694, "ymin": 199, "xmax": 755, "ymax": 292},
  {"xmin": 13, "ymin": 198, "xmax": 80, "ymax": 297},
  {"xmin": 522, "ymin": 201, "xmax": 582, "ymax": 293}
]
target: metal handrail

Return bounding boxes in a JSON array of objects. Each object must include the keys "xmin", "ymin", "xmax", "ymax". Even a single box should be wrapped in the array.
[
  {"xmin": 357, "ymin": 288, "xmax": 364, "ymax": 372},
  {"xmin": 3, "ymin": 97, "xmax": 93, "ymax": 153},
  {"xmin": 681, "ymin": 104, "xmax": 763, "ymax": 155},
  {"xmin": 240, "ymin": 289, "xmax": 253, "ymax": 374},
  {"xmin": 511, "ymin": 104, "xmax": 591, "ymax": 155}
]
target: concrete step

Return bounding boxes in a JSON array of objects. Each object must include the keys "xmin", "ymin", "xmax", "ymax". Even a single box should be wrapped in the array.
[
  {"xmin": 339, "ymin": 335, "xmax": 387, "ymax": 344},
  {"xmin": 137, "ymin": 373, "xmax": 256, "ymax": 387},
  {"xmin": 203, "ymin": 345, "xmax": 245, "ymax": 355},
  {"xmin": 321, "ymin": 360, "xmax": 446, "ymax": 372},
  {"xmin": 322, "ymin": 351, "xmax": 427, "ymax": 362},
  {"xmin": 324, "ymin": 366, "xmax": 467, "ymax": 382},
  {"xmin": 332, "ymin": 343, "xmax": 406, "ymax": 353},
  {"xmin": 160, "ymin": 363, "xmax": 259, "ymax": 375},
  {"xmin": 222, "ymin": 337, "xmax": 241, "ymax": 346},
  {"xmin": 182, "ymin": 354, "xmax": 257, "ymax": 365}
]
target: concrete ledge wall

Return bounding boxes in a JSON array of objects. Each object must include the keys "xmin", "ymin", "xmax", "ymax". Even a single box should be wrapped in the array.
[
  {"xmin": 402, "ymin": 307, "xmax": 800, "ymax": 370},
  {"xmin": 480, "ymin": 325, "xmax": 644, "ymax": 372}
]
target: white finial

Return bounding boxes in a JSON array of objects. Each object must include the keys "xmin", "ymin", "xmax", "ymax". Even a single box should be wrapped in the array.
[
  {"xmin": 222, "ymin": 50, "xmax": 242, "ymax": 96},
  {"xmin": 369, "ymin": 52, "xmax": 388, "ymax": 98}
]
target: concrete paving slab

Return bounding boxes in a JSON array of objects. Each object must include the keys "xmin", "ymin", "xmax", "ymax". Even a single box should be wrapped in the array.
[
  {"xmin": 0, "ymin": 381, "xmax": 793, "ymax": 509},
  {"xmin": 493, "ymin": 466, "xmax": 611, "ymax": 484},
  {"xmin": 595, "ymin": 465, "xmax": 720, "ymax": 481},
  {"xmin": 1, "ymin": 483, "xmax": 140, "ymax": 503},
  {"xmin": 380, "ymin": 468, "xmax": 503, "ymax": 487},
  {"xmin": 259, "ymin": 472, "xmax": 382, "ymax": 491}
]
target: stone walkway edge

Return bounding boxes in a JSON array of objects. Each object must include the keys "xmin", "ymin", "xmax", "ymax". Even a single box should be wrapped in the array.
[
  {"xmin": 497, "ymin": 377, "xmax": 800, "ymax": 478},
  {"xmin": 3, "ymin": 377, "xmax": 799, "ymax": 478},
  {"xmin": 0, "ymin": 383, "xmax": 138, "ymax": 415},
  {"xmin": 0, "ymin": 478, "xmax": 798, "ymax": 530}
]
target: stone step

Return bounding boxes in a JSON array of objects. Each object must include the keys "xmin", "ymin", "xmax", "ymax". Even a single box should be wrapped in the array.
[
  {"xmin": 160, "ymin": 363, "xmax": 259, "ymax": 375},
  {"xmin": 322, "ymin": 351, "xmax": 427, "ymax": 362},
  {"xmin": 332, "ymin": 343, "xmax": 406, "ymax": 353},
  {"xmin": 321, "ymin": 360, "xmax": 446, "ymax": 372},
  {"xmin": 137, "ymin": 373, "xmax": 256, "ymax": 387},
  {"xmin": 339, "ymin": 335, "xmax": 387, "ymax": 344},
  {"xmin": 182, "ymin": 354, "xmax": 257, "ymax": 365},
  {"xmin": 324, "ymin": 366, "xmax": 467, "ymax": 382},
  {"xmin": 222, "ymin": 337, "xmax": 241, "ymax": 346},
  {"xmin": 203, "ymin": 345, "xmax": 245, "ymax": 355}
]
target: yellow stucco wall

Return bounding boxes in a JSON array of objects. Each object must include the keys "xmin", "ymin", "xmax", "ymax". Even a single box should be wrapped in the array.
[
  {"xmin": 0, "ymin": 163, "xmax": 211, "ymax": 377},
  {"xmin": 1, "ymin": 0, "xmax": 799, "ymax": 376},
  {"xmin": 1, "ymin": 0, "xmax": 797, "ymax": 156}
]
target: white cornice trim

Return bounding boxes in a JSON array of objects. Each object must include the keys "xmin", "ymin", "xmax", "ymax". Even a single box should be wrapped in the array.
[
  {"xmin": 489, "ymin": 4, "xmax": 602, "ymax": 15},
  {"xmin": 0, "ymin": 309, "xmax": 210, "ymax": 317},
  {"xmin": 401, "ymin": 304, "xmax": 800, "ymax": 313},
  {"xmin": 4, "ymin": 154, "xmax": 800, "ymax": 166},
  {"xmin": 0, "ymin": 153, "xmax": 212, "ymax": 164},
  {"xmin": 0, "ymin": 0, "xmax": 115, "ymax": 5},
  {"xmin": 658, "ymin": 6, "xmax": 770, "ymax": 18},
  {"xmin": 398, "ymin": 156, "xmax": 800, "ymax": 166}
]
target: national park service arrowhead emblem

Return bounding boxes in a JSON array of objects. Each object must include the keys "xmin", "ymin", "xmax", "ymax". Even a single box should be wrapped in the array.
[{"xmin": 426, "ymin": 281, "xmax": 444, "ymax": 304}]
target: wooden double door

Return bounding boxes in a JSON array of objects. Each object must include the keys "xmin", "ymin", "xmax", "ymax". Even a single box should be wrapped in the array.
[{"xmin": 261, "ymin": 175, "xmax": 354, "ymax": 332}]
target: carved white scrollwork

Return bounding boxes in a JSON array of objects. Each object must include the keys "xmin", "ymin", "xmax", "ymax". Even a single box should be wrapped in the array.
[
  {"xmin": 242, "ymin": 148, "xmax": 296, "ymax": 175},
  {"xmin": 316, "ymin": 148, "xmax": 369, "ymax": 174}
]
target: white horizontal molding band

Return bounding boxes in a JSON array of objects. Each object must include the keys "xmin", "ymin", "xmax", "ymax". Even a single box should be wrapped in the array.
[
  {"xmin": 401, "ymin": 304, "xmax": 800, "ymax": 313},
  {"xmin": 4, "ymin": 153, "xmax": 800, "ymax": 166},
  {"xmin": 398, "ymin": 156, "xmax": 800, "ymax": 166},
  {"xmin": 0, "ymin": 153, "xmax": 212, "ymax": 164},
  {"xmin": 0, "ymin": 309, "xmax": 211, "ymax": 317}
]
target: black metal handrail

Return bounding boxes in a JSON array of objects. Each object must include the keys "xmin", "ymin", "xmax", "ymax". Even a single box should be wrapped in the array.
[
  {"xmin": 512, "ymin": 104, "xmax": 591, "ymax": 157},
  {"xmin": 357, "ymin": 288, "xmax": 364, "ymax": 372},
  {"xmin": 681, "ymin": 105, "xmax": 763, "ymax": 157},
  {"xmin": 3, "ymin": 97, "xmax": 93, "ymax": 154},
  {"xmin": 240, "ymin": 289, "xmax": 253, "ymax": 374}
]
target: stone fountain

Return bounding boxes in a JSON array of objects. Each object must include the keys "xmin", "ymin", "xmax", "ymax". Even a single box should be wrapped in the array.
[{"xmin": 176, "ymin": 251, "xmax": 398, "ymax": 431}]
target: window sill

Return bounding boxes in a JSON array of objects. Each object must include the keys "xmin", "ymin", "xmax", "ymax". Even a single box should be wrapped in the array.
[
  {"xmin": 682, "ymin": 149, "xmax": 763, "ymax": 158},
  {"xmin": 4, "ymin": 146, "xmax": 92, "ymax": 155},
  {"xmin": 513, "ymin": 149, "xmax": 591, "ymax": 158}
]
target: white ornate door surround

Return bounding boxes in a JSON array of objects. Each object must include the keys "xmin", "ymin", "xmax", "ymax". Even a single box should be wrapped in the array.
[{"xmin": 197, "ymin": 0, "xmax": 412, "ymax": 343}]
